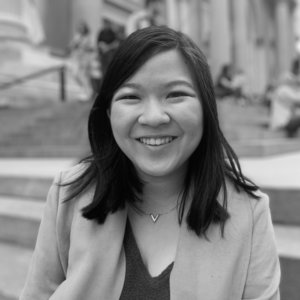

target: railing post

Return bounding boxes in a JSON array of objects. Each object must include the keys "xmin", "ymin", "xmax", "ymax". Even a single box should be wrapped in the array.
[{"xmin": 59, "ymin": 66, "xmax": 66, "ymax": 102}]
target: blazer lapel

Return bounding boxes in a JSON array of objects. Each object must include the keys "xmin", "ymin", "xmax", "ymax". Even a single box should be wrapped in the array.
[{"xmin": 57, "ymin": 206, "xmax": 128, "ymax": 300}]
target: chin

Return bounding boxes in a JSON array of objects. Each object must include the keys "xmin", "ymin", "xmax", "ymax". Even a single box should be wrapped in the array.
[{"xmin": 136, "ymin": 163, "xmax": 181, "ymax": 179}]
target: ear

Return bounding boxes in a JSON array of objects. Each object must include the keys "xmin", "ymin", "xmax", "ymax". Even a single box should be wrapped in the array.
[{"xmin": 106, "ymin": 109, "xmax": 111, "ymax": 118}]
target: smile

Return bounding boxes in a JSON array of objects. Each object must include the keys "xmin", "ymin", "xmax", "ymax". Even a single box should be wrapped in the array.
[{"xmin": 137, "ymin": 136, "xmax": 176, "ymax": 146}]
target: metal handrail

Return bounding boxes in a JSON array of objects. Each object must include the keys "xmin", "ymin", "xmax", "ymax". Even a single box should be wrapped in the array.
[{"xmin": 0, "ymin": 65, "xmax": 67, "ymax": 101}]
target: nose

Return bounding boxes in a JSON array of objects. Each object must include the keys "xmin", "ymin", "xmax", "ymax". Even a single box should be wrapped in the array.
[{"xmin": 138, "ymin": 98, "xmax": 170, "ymax": 126}]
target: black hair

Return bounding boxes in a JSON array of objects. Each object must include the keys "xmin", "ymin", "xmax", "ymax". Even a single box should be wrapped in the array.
[{"xmin": 63, "ymin": 26, "xmax": 259, "ymax": 237}]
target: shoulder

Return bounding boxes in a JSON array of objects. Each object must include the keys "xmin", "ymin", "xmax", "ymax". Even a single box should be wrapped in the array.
[
  {"xmin": 58, "ymin": 162, "xmax": 89, "ymax": 184},
  {"xmin": 50, "ymin": 162, "xmax": 94, "ymax": 211},
  {"xmin": 225, "ymin": 185, "xmax": 280, "ymax": 298},
  {"xmin": 224, "ymin": 181, "xmax": 271, "ymax": 237},
  {"xmin": 226, "ymin": 180, "xmax": 268, "ymax": 209},
  {"xmin": 46, "ymin": 162, "xmax": 95, "ymax": 235}
]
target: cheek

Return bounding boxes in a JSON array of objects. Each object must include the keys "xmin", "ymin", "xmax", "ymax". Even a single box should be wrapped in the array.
[
  {"xmin": 180, "ymin": 102, "xmax": 204, "ymax": 136},
  {"xmin": 109, "ymin": 105, "xmax": 124, "ymax": 139},
  {"xmin": 109, "ymin": 104, "xmax": 135, "ymax": 142}
]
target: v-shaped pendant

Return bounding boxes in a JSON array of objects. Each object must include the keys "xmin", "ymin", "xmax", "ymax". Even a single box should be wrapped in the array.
[{"xmin": 150, "ymin": 214, "xmax": 160, "ymax": 223}]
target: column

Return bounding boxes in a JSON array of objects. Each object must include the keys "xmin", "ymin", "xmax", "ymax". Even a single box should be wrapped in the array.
[
  {"xmin": 0, "ymin": 0, "xmax": 24, "ymax": 41},
  {"xmin": 177, "ymin": 0, "xmax": 203, "ymax": 47},
  {"xmin": 228, "ymin": 0, "xmax": 248, "ymax": 70},
  {"xmin": 165, "ymin": 0, "xmax": 180, "ymax": 30},
  {"xmin": 209, "ymin": 0, "xmax": 231, "ymax": 78},
  {"xmin": 43, "ymin": 0, "xmax": 72, "ymax": 50},
  {"xmin": 275, "ymin": 0, "xmax": 294, "ymax": 74}
]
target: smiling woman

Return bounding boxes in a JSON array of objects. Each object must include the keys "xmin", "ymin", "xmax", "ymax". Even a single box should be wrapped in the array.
[{"xmin": 20, "ymin": 26, "xmax": 280, "ymax": 300}]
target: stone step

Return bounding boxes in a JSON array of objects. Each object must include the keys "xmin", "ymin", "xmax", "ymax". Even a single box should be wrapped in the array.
[
  {"xmin": 280, "ymin": 257, "xmax": 300, "ymax": 300},
  {"xmin": 240, "ymin": 153, "xmax": 300, "ymax": 190},
  {"xmin": 0, "ymin": 196, "xmax": 44, "ymax": 248},
  {"xmin": 232, "ymin": 138, "xmax": 300, "ymax": 157},
  {"xmin": 264, "ymin": 188, "xmax": 300, "ymax": 226},
  {"xmin": 0, "ymin": 178, "xmax": 299, "ymax": 225},
  {"xmin": 274, "ymin": 225, "xmax": 300, "ymax": 260},
  {"xmin": 0, "ymin": 159, "xmax": 73, "ymax": 178},
  {"xmin": 0, "ymin": 56, "xmax": 90, "ymax": 103},
  {"xmin": 0, "ymin": 242, "xmax": 33, "ymax": 300},
  {"xmin": 0, "ymin": 194, "xmax": 299, "ymax": 250},
  {"xmin": 0, "ymin": 66, "xmax": 81, "ymax": 91},
  {"xmin": 0, "ymin": 177, "xmax": 52, "ymax": 200},
  {"xmin": 0, "ymin": 73, "xmax": 86, "ymax": 104},
  {"xmin": 218, "ymin": 100, "xmax": 300, "ymax": 157}
]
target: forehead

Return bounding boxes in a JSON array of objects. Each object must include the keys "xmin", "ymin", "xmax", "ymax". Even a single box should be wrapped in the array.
[{"xmin": 125, "ymin": 49, "xmax": 194, "ymax": 86}]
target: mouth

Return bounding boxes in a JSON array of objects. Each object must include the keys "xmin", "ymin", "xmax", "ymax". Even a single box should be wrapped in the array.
[{"xmin": 136, "ymin": 136, "xmax": 177, "ymax": 146}]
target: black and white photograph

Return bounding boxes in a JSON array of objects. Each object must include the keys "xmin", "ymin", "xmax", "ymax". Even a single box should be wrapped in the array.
[{"xmin": 0, "ymin": 0, "xmax": 299, "ymax": 299}]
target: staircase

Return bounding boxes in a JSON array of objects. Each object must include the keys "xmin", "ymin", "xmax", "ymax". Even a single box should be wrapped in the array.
[
  {"xmin": 219, "ymin": 100, "xmax": 300, "ymax": 157},
  {"xmin": 0, "ymin": 159, "xmax": 72, "ymax": 300},
  {"xmin": 0, "ymin": 42, "xmax": 89, "ymax": 106}
]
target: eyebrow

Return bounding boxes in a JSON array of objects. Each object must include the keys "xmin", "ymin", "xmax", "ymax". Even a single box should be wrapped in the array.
[
  {"xmin": 165, "ymin": 80, "xmax": 195, "ymax": 89},
  {"xmin": 119, "ymin": 80, "xmax": 195, "ymax": 90}
]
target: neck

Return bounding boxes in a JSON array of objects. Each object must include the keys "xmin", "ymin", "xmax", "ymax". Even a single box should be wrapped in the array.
[{"xmin": 137, "ymin": 169, "xmax": 186, "ymax": 213}]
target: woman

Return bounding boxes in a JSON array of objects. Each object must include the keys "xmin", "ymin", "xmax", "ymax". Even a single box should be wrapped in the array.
[{"xmin": 20, "ymin": 27, "xmax": 280, "ymax": 299}]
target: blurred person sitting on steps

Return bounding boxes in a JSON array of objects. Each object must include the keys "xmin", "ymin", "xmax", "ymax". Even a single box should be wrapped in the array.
[
  {"xmin": 269, "ymin": 58, "xmax": 300, "ymax": 138},
  {"xmin": 214, "ymin": 64, "xmax": 248, "ymax": 104}
]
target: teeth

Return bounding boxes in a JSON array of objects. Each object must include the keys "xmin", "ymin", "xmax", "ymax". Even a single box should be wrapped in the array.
[{"xmin": 139, "ymin": 137, "xmax": 174, "ymax": 146}]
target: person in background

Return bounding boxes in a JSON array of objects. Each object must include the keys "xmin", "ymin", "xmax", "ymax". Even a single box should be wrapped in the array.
[
  {"xmin": 20, "ymin": 26, "xmax": 280, "ymax": 299},
  {"xmin": 89, "ymin": 49, "xmax": 102, "ymax": 97},
  {"xmin": 214, "ymin": 63, "xmax": 247, "ymax": 103},
  {"xmin": 97, "ymin": 19, "xmax": 120, "ymax": 76},
  {"xmin": 68, "ymin": 21, "xmax": 93, "ymax": 101},
  {"xmin": 126, "ymin": 0, "xmax": 166, "ymax": 36},
  {"xmin": 269, "ymin": 58, "xmax": 300, "ymax": 137}
]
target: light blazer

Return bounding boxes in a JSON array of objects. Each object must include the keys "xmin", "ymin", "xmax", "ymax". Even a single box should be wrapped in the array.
[{"xmin": 20, "ymin": 164, "xmax": 280, "ymax": 300}]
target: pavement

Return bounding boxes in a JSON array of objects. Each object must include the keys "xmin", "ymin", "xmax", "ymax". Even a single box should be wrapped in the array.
[{"xmin": 239, "ymin": 151, "xmax": 300, "ymax": 189}]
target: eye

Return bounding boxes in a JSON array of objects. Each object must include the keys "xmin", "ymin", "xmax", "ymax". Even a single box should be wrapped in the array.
[
  {"xmin": 167, "ymin": 91, "xmax": 196, "ymax": 99},
  {"xmin": 168, "ymin": 92, "xmax": 187, "ymax": 98},
  {"xmin": 115, "ymin": 94, "xmax": 140, "ymax": 101},
  {"xmin": 123, "ymin": 94, "xmax": 139, "ymax": 99}
]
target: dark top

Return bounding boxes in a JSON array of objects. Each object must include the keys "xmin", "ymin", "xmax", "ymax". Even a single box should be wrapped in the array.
[
  {"xmin": 97, "ymin": 28, "xmax": 117, "ymax": 45},
  {"xmin": 119, "ymin": 220, "xmax": 173, "ymax": 300}
]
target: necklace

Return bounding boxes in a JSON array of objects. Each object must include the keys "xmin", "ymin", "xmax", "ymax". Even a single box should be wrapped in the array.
[{"xmin": 130, "ymin": 202, "xmax": 178, "ymax": 223}]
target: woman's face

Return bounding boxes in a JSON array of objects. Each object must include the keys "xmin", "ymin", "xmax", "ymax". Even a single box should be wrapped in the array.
[{"xmin": 109, "ymin": 49, "xmax": 203, "ymax": 180}]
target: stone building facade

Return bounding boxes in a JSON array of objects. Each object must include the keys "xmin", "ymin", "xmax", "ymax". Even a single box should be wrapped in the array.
[{"xmin": 0, "ymin": 0, "xmax": 298, "ymax": 94}]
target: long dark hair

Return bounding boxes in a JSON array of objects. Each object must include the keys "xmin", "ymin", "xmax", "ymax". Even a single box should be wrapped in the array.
[{"xmin": 63, "ymin": 26, "xmax": 259, "ymax": 236}]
